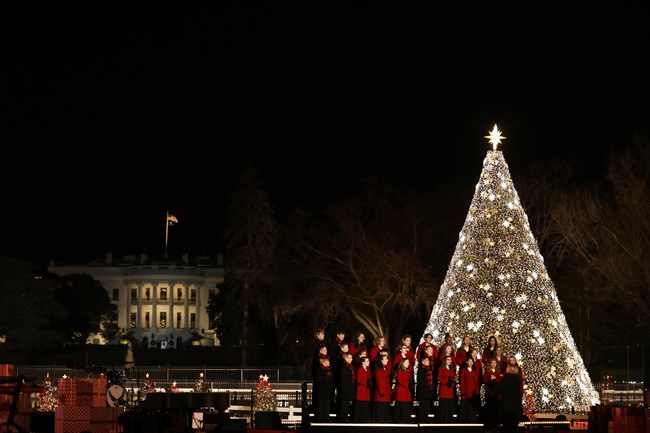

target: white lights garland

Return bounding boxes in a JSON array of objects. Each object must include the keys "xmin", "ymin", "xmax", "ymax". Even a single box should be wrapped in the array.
[{"xmin": 421, "ymin": 129, "xmax": 599, "ymax": 413}]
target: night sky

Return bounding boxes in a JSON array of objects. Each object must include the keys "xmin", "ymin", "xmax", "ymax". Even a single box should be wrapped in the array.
[{"xmin": 6, "ymin": 4, "xmax": 649, "ymax": 266}]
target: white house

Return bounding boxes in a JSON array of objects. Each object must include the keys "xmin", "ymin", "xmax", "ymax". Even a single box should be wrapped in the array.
[{"xmin": 47, "ymin": 251, "xmax": 224, "ymax": 348}]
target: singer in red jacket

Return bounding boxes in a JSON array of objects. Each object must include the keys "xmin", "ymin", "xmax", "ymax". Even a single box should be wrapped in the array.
[{"xmin": 437, "ymin": 355, "xmax": 457, "ymax": 423}]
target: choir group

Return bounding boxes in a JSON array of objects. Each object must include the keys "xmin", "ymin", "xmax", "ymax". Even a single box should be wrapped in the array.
[{"xmin": 310, "ymin": 329, "xmax": 525, "ymax": 431}]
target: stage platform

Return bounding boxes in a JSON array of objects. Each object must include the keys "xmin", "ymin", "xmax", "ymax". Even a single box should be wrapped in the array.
[{"xmin": 309, "ymin": 423, "xmax": 489, "ymax": 433}]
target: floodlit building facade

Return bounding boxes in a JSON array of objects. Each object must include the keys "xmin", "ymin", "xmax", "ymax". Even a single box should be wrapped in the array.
[{"xmin": 47, "ymin": 251, "xmax": 224, "ymax": 348}]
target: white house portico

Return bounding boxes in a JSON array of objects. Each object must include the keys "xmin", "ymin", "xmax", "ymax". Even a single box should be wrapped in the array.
[{"xmin": 47, "ymin": 251, "xmax": 224, "ymax": 347}]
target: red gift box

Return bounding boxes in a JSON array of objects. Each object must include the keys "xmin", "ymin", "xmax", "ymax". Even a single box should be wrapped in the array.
[
  {"xmin": 0, "ymin": 364, "xmax": 14, "ymax": 377},
  {"xmin": 80, "ymin": 377, "xmax": 108, "ymax": 407},
  {"xmin": 58, "ymin": 378, "xmax": 93, "ymax": 407},
  {"xmin": 55, "ymin": 406, "xmax": 91, "ymax": 433},
  {"xmin": 0, "ymin": 364, "xmax": 15, "ymax": 408}
]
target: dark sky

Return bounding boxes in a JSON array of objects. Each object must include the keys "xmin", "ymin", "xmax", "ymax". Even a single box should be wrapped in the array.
[{"xmin": 5, "ymin": 4, "xmax": 649, "ymax": 266}]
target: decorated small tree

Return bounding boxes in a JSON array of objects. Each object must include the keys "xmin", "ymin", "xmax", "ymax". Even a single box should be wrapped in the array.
[
  {"xmin": 524, "ymin": 389, "xmax": 537, "ymax": 421},
  {"xmin": 253, "ymin": 374, "xmax": 277, "ymax": 412},
  {"xmin": 194, "ymin": 372, "xmax": 208, "ymax": 392},
  {"xmin": 35, "ymin": 373, "xmax": 58, "ymax": 412},
  {"xmin": 140, "ymin": 373, "xmax": 156, "ymax": 400}
]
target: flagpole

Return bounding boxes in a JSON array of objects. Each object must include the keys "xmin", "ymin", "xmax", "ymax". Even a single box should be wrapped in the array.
[{"xmin": 165, "ymin": 211, "xmax": 169, "ymax": 259}]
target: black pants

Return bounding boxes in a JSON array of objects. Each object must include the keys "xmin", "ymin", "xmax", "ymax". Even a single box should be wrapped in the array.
[
  {"xmin": 418, "ymin": 399, "xmax": 433, "ymax": 422},
  {"xmin": 501, "ymin": 410, "xmax": 519, "ymax": 433},
  {"xmin": 317, "ymin": 398, "xmax": 331, "ymax": 422}
]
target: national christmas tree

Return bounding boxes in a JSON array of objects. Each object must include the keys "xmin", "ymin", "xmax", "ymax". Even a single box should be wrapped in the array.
[
  {"xmin": 253, "ymin": 374, "xmax": 277, "ymax": 412},
  {"xmin": 35, "ymin": 373, "xmax": 58, "ymax": 412},
  {"xmin": 421, "ymin": 125, "xmax": 599, "ymax": 413}
]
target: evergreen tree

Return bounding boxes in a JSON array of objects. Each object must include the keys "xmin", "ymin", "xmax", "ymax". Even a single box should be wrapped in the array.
[
  {"xmin": 421, "ymin": 126, "xmax": 599, "ymax": 413},
  {"xmin": 213, "ymin": 163, "xmax": 278, "ymax": 365},
  {"xmin": 35, "ymin": 373, "xmax": 58, "ymax": 412},
  {"xmin": 253, "ymin": 374, "xmax": 277, "ymax": 413}
]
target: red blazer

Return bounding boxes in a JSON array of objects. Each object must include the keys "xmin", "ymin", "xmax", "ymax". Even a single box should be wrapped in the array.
[
  {"xmin": 405, "ymin": 347, "xmax": 416, "ymax": 364},
  {"xmin": 368, "ymin": 346, "xmax": 381, "ymax": 363},
  {"xmin": 483, "ymin": 369, "xmax": 503, "ymax": 385},
  {"xmin": 392, "ymin": 353, "xmax": 413, "ymax": 373},
  {"xmin": 481, "ymin": 347, "xmax": 497, "ymax": 363},
  {"xmin": 455, "ymin": 347, "xmax": 470, "ymax": 366},
  {"xmin": 355, "ymin": 365, "xmax": 372, "ymax": 401},
  {"xmin": 439, "ymin": 344, "xmax": 456, "ymax": 359},
  {"xmin": 349, "ymin": 341, "xmax": 366, "ymax": 357},
  {"xmin": 482, "ymin": 369, "xmax": 503, "ymax": 401},
  {"xmin": 495, "ymin": 357, "xmax": 508, "ymax": 374},
  {"xmin": 393, "ymin": 368, "xmax": 412, "ymax": 402},
  {"xmin": 460, "ymin": 367, "xmax": 479, "ymax": 399},
  {"xmin": 373, "ymin": 365, "xmax": 392, "ymax": 403},
  {"xmin": 437, "ymin": 366, "xmax": 456, "ymax": 399}
]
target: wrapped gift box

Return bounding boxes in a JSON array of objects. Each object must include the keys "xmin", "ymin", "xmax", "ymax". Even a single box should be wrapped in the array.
[
  {"xmin": 57, "ymin": 378, "xmax": 93, "ymax": 407},
  {"xmin": 80, "ymin": 377, "xmax": 108, "ymax": 408},
  {"xmin": 0, "ymin": 378, "xmax": 31, "ymax": 432},
  {"xmin": 55, "ymin": 406, "xmax": 91, "ymax": 433},
  {"xmin": 0, "ymin": 364, "xmax": 15, "ymax": 408}
]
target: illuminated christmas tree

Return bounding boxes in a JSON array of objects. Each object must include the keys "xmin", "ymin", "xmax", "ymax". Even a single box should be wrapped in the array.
[
  {"xmin": 253, "ymin": 374, "xmax": 277, "ymax": 412},
  {"xmin": 36, "ymin": 373, "xmax": 58, "ymax": 412},
  {"xmin": 421, "ymin": 125, "xmax": 599, "ymax": 413},
  {"xmin": 140, "ymin": 373, "xmax": 156, "ymax": 400},
  {"xmin": 194, "ymin": 372, "xmax": 208, "ymax": 392}
]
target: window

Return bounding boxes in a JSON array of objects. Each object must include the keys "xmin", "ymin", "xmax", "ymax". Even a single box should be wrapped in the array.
[
  {"xmin": 161, "ymin": 288, "xmax": 167, "ymax": 301},
  {"xmin": 130, "ymin": 313, "xmax": 137, "ymax": 328},
  {"xmin": 112, "ymin": 288, "xmax": 119, "ymax": 301},
  {"xmin": 176, "ymin": 312, "xmax": 182, "ymax": 329},
  {"xmin": 190, "ymin": 289, "xmax": 196, "ymax": 302},
  {"xmin": 145, "ymin": 288, "xmax": 150, "ymax": 301},
  {"xmin": 159, "ymin": 312, "xmax": 167, "ymax": 328},
  {"xmin": 131, "ymin": 289, "xmax": 137, "ymax": 301},
  {"xmin": 177, "ymin": 288, "xmax": 183, "ymax": 300},
  {"xmin": 145, "ymin": 312, "xmax": 150, "ymax": 328},
  {"xmin": 190, "ymin": 313, "xmax": 196, "ymax": 329}
]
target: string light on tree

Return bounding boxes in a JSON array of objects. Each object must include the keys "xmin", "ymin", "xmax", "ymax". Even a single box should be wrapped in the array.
[
  {"xmin": 194, "ymin": 372, "xmax": 208, "ymax": 392},
  {"xmin": 420, "ymin": 124, "xmax": 599, "ymax": 413},
  {"xmin": 140, "ymin": 373, "xmax": 156, "ymax": 400},
  {"xmin": 36, "ymin": 372, "xmax": 58, "ymax": 412},
  {"xmin": 253, "ymin": 374, "xmax": 277, "ymax": 413}
]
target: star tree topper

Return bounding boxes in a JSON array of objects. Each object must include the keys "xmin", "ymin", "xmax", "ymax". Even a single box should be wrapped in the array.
[{"xmin": 485, "ymin": 124, "xmax": 506, "ymax": 150}]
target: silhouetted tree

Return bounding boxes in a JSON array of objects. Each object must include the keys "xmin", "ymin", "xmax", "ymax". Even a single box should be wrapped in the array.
[
  {"xmin": 51, "ymin": 273, "xmax": 118, "ymax": 346},
  {"xmin": 0, "ymin": 257, "xmax": 66, "ymax": 358},
  {"xmin": 272, "ymin": 178, "xmax": 441, "ymax": 347},
  {"xmin": 212, "ymin": 163, "xmax": 278, "ymax": 365},
  {"xmin": 517, "ymin": 135, "xmax": 650, "ymax": 369}
]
